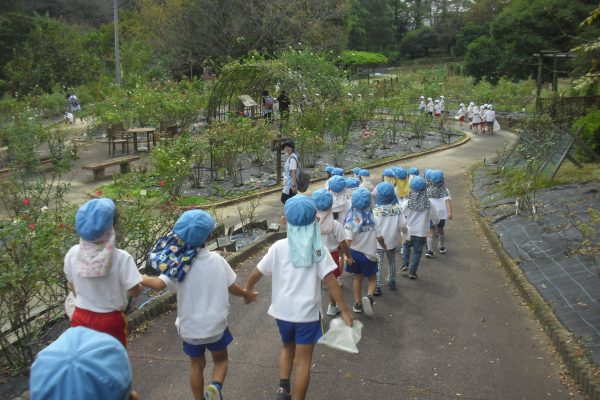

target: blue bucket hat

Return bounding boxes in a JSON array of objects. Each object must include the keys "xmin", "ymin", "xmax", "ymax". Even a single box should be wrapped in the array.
[
  {"xmin": 382, "ymin": 169, "xmax": 395, "ymax": 178},
  {"xmin": 410, "ymin": 176, "xmax": 426, "ymax": 192},
  {"xmin": 376, "ymin": 182, "xmax": 396, "ymax": 205},
  {"xmin": 173, "ymin": 210, "xmax": 215, "ymax": 247},
  {"xmin": 407, "ymin": 167, "xmax": 419, "ymax": 176},
  {"xmin": 352, "ymin": 167, "xmax": 361, "ymax": 175},
  {"xmin": 358, "ymin": 169, "xmax": 370, "ymax": 177},
  {"xmin": 284, "ymin": 194, "xmax": 317, "ymax": 227},
  {"xmin": 332, "ymin": 167, "xmax": 344, "ymax": 176},
  {"xmin": 393, "ymin": 167, "xmax": 407, "ymax": 180},
  {"xmin": 351, "ymin": 187, "xmax": 372, "ymax": 210},
  {"xmin": 430, "ymin": 170, "xmax": 445, "ymax": 184},
  {"xmin": 328, "ymin": 175, "xmax": 346, "ymax": 193},
  {"xmin": 324, "ymin": 165, "xmax": 334, "ymax": 174},
  {"xmin": 424, "ymin": 168, "xmax": 433, "ymax": 181},
  {"xmin": 30, "ymin": 327, "xmax": 132, "ymax": 400},
  {"xmin": 345, "ymin": 177, "xmax": 360, "ymax": 188},
  {"xmin": 76, "ymin": 198, "xmax": 116, "ymax": 241},
  {"xmin": 312, "ymin": 189, "xmax": 333, "ymax": 211}
]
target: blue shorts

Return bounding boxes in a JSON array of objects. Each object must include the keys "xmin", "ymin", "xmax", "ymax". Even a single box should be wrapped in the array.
[
  {"xmin": 345, "ymin": 249, "xmax": 379, "ymax": 277},
  {"xmin": 430, "ymin": 219, "xmax": 446, "ymax": 229},
  {"xmin": 276, "ymin": 318, "xmax": 323, "ymax": 345},
  {"xmin": 182, "ymin": 327, "xmax": 233, "ymax": 358}
]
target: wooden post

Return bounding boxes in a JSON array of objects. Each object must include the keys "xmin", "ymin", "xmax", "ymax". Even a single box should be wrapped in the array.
[
  {"xmin": 536, "ymin": 53, "xmax": 543, "ymax": 112},
  {"xmin": 552, "ymin": 54, "xmax": 558, "ymax": 92},
  {"xmin": 276, "ymin": 131, "xmax": 282, "ymax": 184}
]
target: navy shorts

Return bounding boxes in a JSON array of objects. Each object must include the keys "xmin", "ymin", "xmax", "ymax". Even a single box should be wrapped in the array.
[
  {"xmin": 276, "ymin": 318, "xmax": 323, "ymax": 345},
  {"xmin": 345, "ymin": 249, "xmax": 378, "ymax": 277},
  {"xmin": 182, "ymin": 327, "xmax": 233, "ymax": 358},
  {"xmin": 430, "ymin": 219, "xmax": 446, "ymax": 229}
]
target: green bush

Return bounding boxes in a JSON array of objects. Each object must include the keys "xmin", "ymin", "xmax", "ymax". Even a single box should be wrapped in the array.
[
  {"xmin": 573, "ymin": 108, "xmax": 600, "ymax": 161},
  {"xmin": 339, "ymin": 50, "xmax": 388, "ymax": 67}
]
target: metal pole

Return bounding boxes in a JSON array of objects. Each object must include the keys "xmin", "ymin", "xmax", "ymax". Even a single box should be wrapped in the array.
[
  {"xmin": 552, "ymin": 55, "xmax": 558, "ymax": 92},
  {"xmin": 114, "ymin": 0, "xmax": 121, "ymax": 85},
  {"xmin": 536, "ymin": 53, "xmax": 543, "ymax": 112}
]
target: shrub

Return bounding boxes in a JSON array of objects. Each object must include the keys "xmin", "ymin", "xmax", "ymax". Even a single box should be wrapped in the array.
[{"xmin": 573, "ymin": 108, "xmax": 600, "ymax": 161}]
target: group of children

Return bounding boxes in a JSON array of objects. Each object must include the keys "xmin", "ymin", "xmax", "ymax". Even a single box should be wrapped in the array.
[
  {"xmin": 418, "ymin": 96, "xmax": 497, "ymax": 134},
  {"xmin": 30, "ymin": 163, "xmax": 453, "ymax": 400},
  {"xmin": 418, "ymin": 95, "xmax": 446, "ymax": 117}
]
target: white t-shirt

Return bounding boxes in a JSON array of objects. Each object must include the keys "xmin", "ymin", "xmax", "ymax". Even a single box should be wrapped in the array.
[
  {"xmin": 374, "ymin": 212, "xmax": 403, "ymax": 250},
  {"xmin": 429, "ymin": 190, "xmax": 452, "ymax": 220},
  {"xmin": 346, "ymin": 228, "xmax": 378, "ymax": 261},
  {"xmin": 322, "ymin": 220, "xmax": 350, "ymax": 251},
  {"xmin": 485, "ymin": 110, "xmax": 496, "ymax": 122},
  {"xmin": 64, "ymin": 246, "xmax": 141, "ymax": 313},
  {"xmin": 257, "ymin": 239, "xmax": 336, "ymax": 323},
  {"xmin": 400, "ymin": 200, "xmax": 439, "ymax": 237},
  {"xmin": 159, "ymin": 249, "xmax": 237, "ymax": 341},
  {"xmin": 283, "ymin": 154, "xmax": 298, "ymax": 195}
]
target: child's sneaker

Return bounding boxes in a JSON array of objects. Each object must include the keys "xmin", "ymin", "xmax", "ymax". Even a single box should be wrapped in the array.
[
  {"xmin": 326, "ymin": 303, "xmax": 339, "ymax": 316},
  {"xmin": 362, "ymin": 295, "xmax": 374, "ymax": 316},
  {"xmin": 409, "ymin": 273, "xmax": 418, "ymax": 280},
  {"xmin": 352, "ymin": 303, "xmax": 363, "ymax": 313},
  {"xmin": 400, "ymin": 263, "xmax": 408, "ymax": 272},
  {"xmin": 425, "ymin": 250, "xmax": 435, "ymax": 258},
  {"xmin": 438, "ymin": 247, "xmax": 447, "ymax": 254},
  {"xmin": 374, "ymin": 286, "xmax": 382, "ymax": 296},
  {"xmin": 388, "ymin": 281, "xmax": 397, "ymax": 290},
  {"xmin": 275, "ymin": 388, "xmax": 291, "ymax": 400},
  {"xmin": 204, "ymin": 384, "xmax": 223, "ymax": 400}
]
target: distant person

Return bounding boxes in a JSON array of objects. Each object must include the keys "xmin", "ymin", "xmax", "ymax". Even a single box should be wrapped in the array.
[
  {"xmin": 66, "ymin": 93, "xmax": 82, "ymax": 123},
  {"xmin": 142, "ymin": 210, "xmax": 255, "ymax": 400},
  {"xmin": 426, "ymin": 97, "xmax": 434, "ymax": 116},
  {"xmin": 467, "ymin": 101, "xmax": 474, "ymax": 124},
  {"xmin": 471, "ymin": 105, "xmax": 481, "ymax": 134},
  {"xmin": 434, "ymin": 99, "xmax": 441, "ymax": 118},
  {"xmin": 456, "ymin": 103, "xmax": 466, "ymax": 128},
  {"xmin": 485, "ymin": 104, "xmax": 496, "ymax": 134},
  {"xmin": 399, "ymin": 177, "xmax": 439, "ymax": 280},
  {"xmin": 65, "ymin": 198, "xmax": 143, "ymax": 347},
  {"xmin": 281, "ymin": 140, "xmax": 298, "ymax": 204},
  {"xmin": 262, "ymin": 90, "xmax": 274, "ymax": 123},
  {"xmin": 30, "ymin": 327, "xmax": 139, "ymax": 400},
  {"xmin": 358, "ymin": 169, "xmax": 374, "ymax": 192},
  {"xmin": 426, "ymin": 170, "xmax": 453, "ymax": 257},
  {"xmin": 418, "ymin": 96, "xmax": 426, "ymax": 113},
  {"xmin": 245, "ymin": 195, "xmax": 352, "ymax": 400},
  {"xmin": 277, "ymin": 90, "xmax": 290, "ymax": 121},
  {"xmin": 327, "ymin": 175, "xmax": 350, "ymax": 223}
]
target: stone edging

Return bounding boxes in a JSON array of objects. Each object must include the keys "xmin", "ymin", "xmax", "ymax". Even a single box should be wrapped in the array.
[
  {"xmin": 126, "ymin": 231, "xmax": 287, "ymax": 333},
  {"xmin": 185, "ymin": 133, "xmax": 471, "ymax": 210},
  {"xmin": 470, "ymin": 170, "xmax": 600, "ymax": 400}
]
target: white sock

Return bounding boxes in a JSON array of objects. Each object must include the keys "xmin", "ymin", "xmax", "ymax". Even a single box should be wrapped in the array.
[
  {"xmin": 439, "ymin": 234, "xmax": 445, "ymax": 248},
  {"xmin": 427, "ymin": 236, "xmax": 434, "ymax": 252}
]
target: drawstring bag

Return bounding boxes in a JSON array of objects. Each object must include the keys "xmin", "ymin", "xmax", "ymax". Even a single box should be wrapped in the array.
[
  {"xmin": 148, "ymin": 232, "xmax": 197, "ymax": 282},
  {"xmin": 318, "ymin": 318, "xmax": 364, "ymax": 354}
]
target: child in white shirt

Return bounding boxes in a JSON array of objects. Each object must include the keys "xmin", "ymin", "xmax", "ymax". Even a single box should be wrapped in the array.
[
  {"xmin": 328, "ymin": 175, "xmax": 350, "ymax": 223},
  {"xmin": 358, "ymin": 169, "xmax": 374, "ymax": 192},
  {"xmin": 65, "ymin": 198, "xmax": 143, "ymax": 348},
  {"xmin": 344, "ymin": 188, "xmax": 385, "ymax": 316},
  {"xmin": 142, "ymin": 210, "xmax": 255, "ymax": 400},
  {"xmin": 313, "ymin": 189, "xmax": 352, "ymax": 316},
  {"xmin": 245, "ymin": 195, "xmax": 352, "ymax": 400},
  {"xmin": 400, "ymin": 177, "xmax": 439, "ymax": 279},
  {"xmin": 425, "ymin": 170, "xmax": 453, "ymax": 257},
  {"xmin": 373, "ymin": 182, "xmax": 403, "ymax": 294}
]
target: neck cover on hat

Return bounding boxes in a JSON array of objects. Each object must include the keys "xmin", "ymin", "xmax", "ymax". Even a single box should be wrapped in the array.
[
  {"xmin": 287, "ymin": 221, "xmax": 326, "ymax": 268},
  {"xmin": 344, "ymin": 188, "xmax": 375, "ymax": 233},
  {"xmin": 317, "ymin": 209, "xmax": 335, "ymax": 235},
  {"xmin": 428, "ymin": 183, "xmax": 449, "ymax": 199},
  {"xmin": 77, "ymin": 228, "xmax": 115, "ymax": 278},
  {"xmin": 407, "ymin": 191, "xmax": 430, "ymax": 211},
  {"xmin": 149, "ymin": 232, "xmax": 198, "ymax": 281}
]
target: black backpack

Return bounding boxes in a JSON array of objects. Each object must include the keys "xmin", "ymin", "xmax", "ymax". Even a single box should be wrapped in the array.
[{"xmin": 290, "ymin": 154, "xmax": 311, "ymax": 193}]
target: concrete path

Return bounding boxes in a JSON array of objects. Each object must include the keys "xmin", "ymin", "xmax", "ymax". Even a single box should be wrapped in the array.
[{"xmin": 128, "ymin": 131, "xmax": 582, "ymax": 399}]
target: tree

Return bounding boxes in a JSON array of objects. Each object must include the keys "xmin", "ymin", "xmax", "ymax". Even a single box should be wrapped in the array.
[
  {"xmin": 463, "ymin": 36, "xmax": 502, "ymax": 83},
  {"xmin": 399, "ymin": 26, "xmax": 439, "ymax": 58}
]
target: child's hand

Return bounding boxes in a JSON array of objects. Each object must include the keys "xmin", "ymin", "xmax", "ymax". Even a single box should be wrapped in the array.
[
  {"xmin": 243, "ymin": 289, "xmax": 258, "ymax": 304},
  {"xmin": 341, "ymin": 309, "xmax": 354, "ymax": 327},
  {"xmin": 345, "ymin": 255, "xmax": 355, "ymax": 265},
  {"xmin": 447, "ymin": 212, "xmax": 453, "ymax": 220}
]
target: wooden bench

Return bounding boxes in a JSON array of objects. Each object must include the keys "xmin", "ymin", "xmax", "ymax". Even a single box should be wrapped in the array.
[{"xmin": 82, "ymin": 155, "xmax": 141, "ymax": 181}]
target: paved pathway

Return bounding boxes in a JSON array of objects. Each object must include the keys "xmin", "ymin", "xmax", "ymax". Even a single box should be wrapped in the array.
[{"xmin": 128, "ymin": 130, "xmax": 582, "ymax": 399}]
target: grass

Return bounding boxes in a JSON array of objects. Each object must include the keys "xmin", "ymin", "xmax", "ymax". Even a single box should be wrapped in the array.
[{"xmin": 548, "ymin": 162, "xmax": 600, "ymax": 187}]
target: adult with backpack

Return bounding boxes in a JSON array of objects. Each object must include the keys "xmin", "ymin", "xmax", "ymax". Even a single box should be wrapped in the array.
[
  {"xmin": 277, "ymin": 90, "xmax": 290, "ymax": 127},
  {"xmin": 281, "ymin": 140, "xmax": 298, "ymax": 204},
  {"xmin": 262, "ymin": 90, "xmax": 274, "ymax": 123},
  {"xmin": 66, "ymin": 93, "xmax": 82, "ymax": 123}
]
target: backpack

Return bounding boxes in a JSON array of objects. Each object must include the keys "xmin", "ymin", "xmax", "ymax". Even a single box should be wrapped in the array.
[
  {"xmin": 290, "ymin": 154, "xmax": 311, "ymax": 193},
  {"xmin": 264, "ymin": 96, "xmax": 274, "ymax": 110}
]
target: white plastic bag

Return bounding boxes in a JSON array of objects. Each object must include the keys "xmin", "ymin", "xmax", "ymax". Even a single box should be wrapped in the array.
[
  {"xmin": 493, "ymin": 120, "xmax": 501, "ymax": 131},
  {"xmin": 318, "ymin": 318, "xmax": 363, "ymax": 354}
]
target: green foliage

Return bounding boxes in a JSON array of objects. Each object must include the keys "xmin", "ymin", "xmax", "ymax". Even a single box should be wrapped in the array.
[
  {"xmin": 399, "ymin": 27, "xmax": 439, "ymax": 59},
  {"xmin": 347, "ymin": 0, "xmax": 396, "ymax": 51},
  {"xmin": 573, "ymin": 108, "xmax": 600, "ymax": 161},
  {"xmin": 339, "ymin": 50, "xmax": 388, "ymax": 67},
  {"xmin": 572, "ymin": 6, "xmax": 600, "ymax": 94}
]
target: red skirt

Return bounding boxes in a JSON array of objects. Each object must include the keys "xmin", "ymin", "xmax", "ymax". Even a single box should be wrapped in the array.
[
  {"xmin": 330, "ymin": 250, "xmax": 342, "ymax": 278},
  {"xmin": 71, "ymin": 307, "xmax": 128, "ymax": 347}
]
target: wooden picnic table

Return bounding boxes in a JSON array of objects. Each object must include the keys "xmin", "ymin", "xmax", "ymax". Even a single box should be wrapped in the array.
[{"xmin": 127, "ymin": 127, "xmax": 156, "ymax": 153}]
